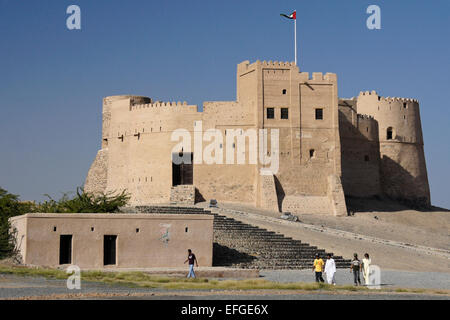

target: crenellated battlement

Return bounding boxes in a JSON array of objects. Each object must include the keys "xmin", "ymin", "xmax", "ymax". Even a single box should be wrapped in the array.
[
  {"xmin": 238, "ymin": 60, "xmax": 299, "ymax": 74},
  {"xmin": 306, "ymin": 72, "xmax": 337, "ymax": 82},
  {"xmin": 237, "ymin": 60, "xmax": 335, "ymax": 84},
  {"xmin": 130, "ymin": 101, "xmax": 199, "ymax": 112},
  {"xmin": 359, "ymin": 91, "xmax": 419, "ymax": 103},
  {"xmin": 260, "ymin": 60, "xmax": 296, "ymax": 67}
]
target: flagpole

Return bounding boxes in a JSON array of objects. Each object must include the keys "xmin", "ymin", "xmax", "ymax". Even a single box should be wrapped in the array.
[{"xmin": 294, "ymin": 10, "xmax": 297, "ymax": 66}]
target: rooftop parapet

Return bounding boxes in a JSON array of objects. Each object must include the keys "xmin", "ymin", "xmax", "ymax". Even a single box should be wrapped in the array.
[
  {"xmin": 237, "ymin": 60, "xmax": 299, "ymax": 73},
  {"xmin": 261, "ymin": 60, "xmax": 297, "ymax": 67},
  {"xmin": 130, "ymin": 100, "xmax": 199, "ymax": 112},
  {"xmin": 359, "ymin": 91, "xmax": 419, "ymax": 103},
  {"xmin": 237, "ymin": 59, "xmax": 336, "ymax": 83},
  {"xmin": 306, "ymin": 72, "xmax": 337, "ymax": 82}
]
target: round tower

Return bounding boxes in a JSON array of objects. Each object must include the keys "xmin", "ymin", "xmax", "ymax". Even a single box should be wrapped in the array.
[{"xmin": 356, "ymin": 91, "xmax": 430, "ymax": 207}]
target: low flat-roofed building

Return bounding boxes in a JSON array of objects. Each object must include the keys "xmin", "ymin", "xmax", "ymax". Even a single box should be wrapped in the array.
[{"xmin": 9, "ymin": 213, "xmax": 213, "ymax": 269}]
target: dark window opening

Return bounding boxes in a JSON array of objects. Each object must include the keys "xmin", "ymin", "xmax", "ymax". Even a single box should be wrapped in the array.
[
  {"xmin": 172, "ymin": 152, "xmax": 193, "ymax": 186},
  {"xmin": 91, "ymin": 227, "xmax": 94, "ymax": 232},
  {"xmin": 309, "ymin": 149, "xmax": 315, "ymax": 158},
  {"xmin": 136, "ymin": 228, "xmax": 140, "ymax": 233},
  {"xmin": 53, "ymin": 226, "xmax": 57, "ymax": 232},
  {"xmin": 387, "ymin": 127, "xmax": 393, "ymax": 140},
  {"xmin": 185, "ymin": 227, "xmax": 188, "ymax": 233},
  {"xmin": 403, "ymin": 102, "xmax": 407, "ymax": 109},
  {"xmin": 267, "ymin": 108, "xmax": 275, "ymax": 119},
  {"xmin": 282, "ymin": 89, "xmax": 287, "ymax": 95},
  {"xmin": 59, "ymin": 235, "xmax": 72, "ymax": 265},
  {"xmin": 315, "ymin": 108, "xmax": 323, "ymax": 120},
  {"xmin": 104, "ymin": 235, "xmax": 117, "ymax": 266},
  {"xmin": 281, "ymin": 108, "xmax": 289, "ymax": 119}
]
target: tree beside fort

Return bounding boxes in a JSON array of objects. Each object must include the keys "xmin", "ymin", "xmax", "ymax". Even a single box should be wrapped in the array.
[{"xmin": 0, "ymin": 187, "xmax": 130, "ymax": 258}]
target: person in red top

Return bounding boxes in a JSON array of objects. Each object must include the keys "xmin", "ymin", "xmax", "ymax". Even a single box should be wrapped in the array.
[{"xmin": 184, "ymin": 249, "xmax": 198, "ymax": 278}]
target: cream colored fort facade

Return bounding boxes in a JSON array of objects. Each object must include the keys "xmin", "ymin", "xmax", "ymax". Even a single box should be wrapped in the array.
[{"xmin": 84, "ymin": 60, "xmax": 430, "ymax": 216}]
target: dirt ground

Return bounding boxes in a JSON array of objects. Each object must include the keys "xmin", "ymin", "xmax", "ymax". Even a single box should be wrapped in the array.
[
  {"xmin": 295, "ymin": 210, "xmax": 450, "ymax": 250},
  {"xmin": 202, "ymin": 200, "xmax": 450, "ymax": 273}
]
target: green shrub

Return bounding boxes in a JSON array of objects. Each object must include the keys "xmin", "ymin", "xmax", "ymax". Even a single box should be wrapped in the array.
[
  {"xmin": 0, "ymin": 217, "xmax": 14, "ymax": 259},
  {"xmin": 0, "ymin": 188, "xmax": 32, "ymax": 259},
  {"xmin": 0, "ymin": 187, "xmax": 130, "ymax": 259},
  {"xmin": 34, "ymin": 188, "xmax": 130, "ymax": 213}
]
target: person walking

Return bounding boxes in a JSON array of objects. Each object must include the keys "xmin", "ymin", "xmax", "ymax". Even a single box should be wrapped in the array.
[
  {"xmin": 184, "ymin": 249, "xmax": 198, "ymax": 278},
  {"xmin": 312, "ymin": 253, "xmax": 325, "ymax": 283},
  {"xmin": 324, "ymin": 254, "xmax": 336, "ymax": 285},
  {"xmin": 350, "ymin": 253, "xmax": 362, "ymax": 286},
  {"xmin": 362, "ymin": 253, "xmax": 372, "ymax": 286}
]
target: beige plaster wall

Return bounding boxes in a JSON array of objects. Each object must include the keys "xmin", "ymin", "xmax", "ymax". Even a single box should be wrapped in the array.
[
  {"xmin": 356, "ymin": 91, "xmax": 430, "ymax": 205},
  {"xmin": 10, "ymin": 213, "xmax": 213, "ymax": 269}
]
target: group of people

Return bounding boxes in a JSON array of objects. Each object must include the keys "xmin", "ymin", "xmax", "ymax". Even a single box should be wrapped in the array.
[
  {"xmin": 184, "ymin": 249, "xmax": 372, "ymax": 285},
  {"xmin": 313, "ymin": 253, "xmax": 372, "ymax": 286}
]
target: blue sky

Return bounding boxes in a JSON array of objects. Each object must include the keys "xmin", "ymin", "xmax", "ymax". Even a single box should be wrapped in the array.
[{"xmin": 0, "ymin": 0, "xmax": 449, "ymax": 208}]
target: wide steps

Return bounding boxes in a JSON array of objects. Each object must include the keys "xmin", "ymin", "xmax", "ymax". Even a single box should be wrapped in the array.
[{"xmin": 132, "ymin": 206, "xmax": 352, "ymax": 269}]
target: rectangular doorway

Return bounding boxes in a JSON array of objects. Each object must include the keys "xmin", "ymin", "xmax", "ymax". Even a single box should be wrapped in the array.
[
  {"xmin": 172, "ymin": 152, "xmax": 193, "ymax": 186},
  {"xmin": 103, "ymin": 235, "xmax": 117, "ymax": 265},
  {"xmin": 59, "ymin": 235, "xmax": 72, "ymax": 265}
]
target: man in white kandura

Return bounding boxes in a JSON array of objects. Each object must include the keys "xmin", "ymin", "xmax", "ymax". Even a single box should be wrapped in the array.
[
  {"xmin": 362, "ymin": 253, "xmax": 372, "ymax": 286},
  {"xmin": 324, "ymin": 253, "xmax": 336, "ymax": 285}
]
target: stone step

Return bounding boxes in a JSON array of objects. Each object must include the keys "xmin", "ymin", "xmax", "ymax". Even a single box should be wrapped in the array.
[{"xmin": 131, "ymin": 206, "xmax": 352, "ymax": 269}]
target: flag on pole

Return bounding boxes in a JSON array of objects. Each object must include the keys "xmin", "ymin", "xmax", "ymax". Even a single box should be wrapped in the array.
[
  {"xmin": 280, "ymin": 11, "xmax": 296, "ymax": 20},
  {"xmin": 280, "ymin": 10, "xmax": 298, "ymax": 65}
]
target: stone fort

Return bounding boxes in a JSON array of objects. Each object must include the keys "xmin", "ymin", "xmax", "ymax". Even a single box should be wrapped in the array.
[{"xmin": 84, "ymin": 60, "xmax": 430, "ymax": 216}]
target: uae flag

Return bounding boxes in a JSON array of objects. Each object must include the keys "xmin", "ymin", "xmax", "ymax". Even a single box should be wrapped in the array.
[{"xmin": 280, "ymin": 11, "xmax": 296, "ymax": 20}]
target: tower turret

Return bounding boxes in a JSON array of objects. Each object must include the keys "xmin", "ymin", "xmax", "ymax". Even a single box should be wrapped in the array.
[{"xmin": 356, "ymin": 91, "xmax": 430, "ymax": 207}]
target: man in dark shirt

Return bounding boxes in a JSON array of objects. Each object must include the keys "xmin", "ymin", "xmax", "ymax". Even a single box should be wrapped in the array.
[
  {"xmin": 184, "ymin": 249, "xmax": 198, "ymax": 278},
  {"xmin": 350, "ymin": 253, "xmax": 362, "ymax": 286}
]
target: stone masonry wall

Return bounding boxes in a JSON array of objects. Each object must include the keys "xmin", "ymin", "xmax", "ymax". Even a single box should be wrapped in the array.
[
  {"xmin": 84, "ymin": 149, "xmax": 108, "ymax": 195},
  {"xmin": 170, "ymin": 185, "xmax": 195, "ymax": 205}
]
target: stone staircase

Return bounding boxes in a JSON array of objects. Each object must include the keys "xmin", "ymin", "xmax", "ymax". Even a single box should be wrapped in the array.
[{"xmin": 130, "ymin": 206, "xmax": 351, "ymax": 270}]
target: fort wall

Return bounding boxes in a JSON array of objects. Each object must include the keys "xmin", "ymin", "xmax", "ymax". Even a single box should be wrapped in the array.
[
  {"xmin": 84, "ymin": 61, "xmax": 430, "ymax": 214},
  {"xmin": 338, "ymin": 98, "xmax": 382, "ymax": 197},
  {"xmin": 356, "ymin": 91, "xmax": 430, "ymax": 206}
]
